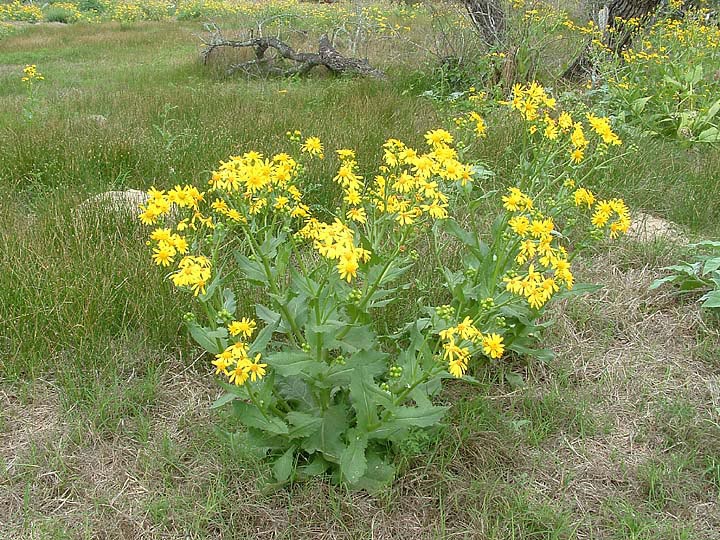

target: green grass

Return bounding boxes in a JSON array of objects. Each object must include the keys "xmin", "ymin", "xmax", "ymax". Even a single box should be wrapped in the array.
[{"xmin": 1, "ymin": 10, "xmax": 719, "ymax": 540}]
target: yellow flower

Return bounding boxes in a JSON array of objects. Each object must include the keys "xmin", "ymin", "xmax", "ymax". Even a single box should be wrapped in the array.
[
  {"xmin": 212, "ymin": 349, "xmax": 234, "ymax": 376},
  {"xmin": 448, "ymin": 357, "xmax": 468, "ymax": 378},
  {"xmin": 152, "ymin": 242, "xmax": 176, "ymax": 267},
  {"xmin": 346, "ymin": 207, "xmax": 367, "ymax": 224},
  {"xmin": 301, "ymin": 136, "xmax": 324, "ymax": 158},
  {"xmin": 424, "ymin": 129, "xmax": 453, "ymax": 147},
  {"xmin": 336, "ymin": 148, "xmax": 356, "ymax": 160},
  {"xmin": 228, "ymin": 361, "xmax": 249, "ymax": 386},
  {"xmin": 574, "ymin": 188, "xmax": 595, "ymax": 208},
  {"xmin": 570, "ymin": 148, "xmax": 584, "ymax": 164},
  {"xmin": 246, "ymin": 354, "xmax": 267, "ymax": 382},
  {"xmin": 482, "ymin": 333, "xmax": 505, "ymax": 359},
  {"xmin": 228, "ymin": 318, "xmax": 257, "ymax": 338},
  {"xmin": 337, "ymin": 255, "xmax": 359, "ymax": 282}
]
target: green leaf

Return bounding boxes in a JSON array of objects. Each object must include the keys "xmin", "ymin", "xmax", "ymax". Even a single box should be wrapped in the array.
[
  {"xmin": 703, "ymin": 257, "xmax": 720, "ymax": 276},
  {"xmin": 290, "ymin": 266, "xmax": 319, "ymax": 298},
  {"xmin": 325, "ymin": 349, "xmax": 388, "ymax": 386},
  {"xmin": 297, "ymin": 454, "xmax": 329, "ymax": 478},
  {"xmin": 508, "ymin": 343, "xmax": 554, "ymax": 362},
  {"xmin": 350, "ymin": 450, "xmax": 395, "ymax": 493},
  {"xmin": 349, "ymin": 367, "xmax": 379, "ymax": 431},
  {"xmin": 701, "ymin": 291, "xmax": 720, "ymax": 309},
  {"xmin": 650, "ymin": 275, "xmax": 680, "ymax": 290},
  {"xmin": 233, "ymin": 252, "xmax": 269, "ymax": 285},
  {"xmin": 392, "ymin": 404, "xmax": 448, "ymax": 427},
  {"xmin": 210, "ymin": 392, "xmax": 237, "ymax": 409},
  {"xmin": 266, "ymin": 350, "xmax": 321, "ymax": 377},
  {"xmin": 334, "ymin": 324, "xmax": 376, "ymax": 353},
  {"xmin": 697, "ymin": 127, "xmax": 720, "ymax": 143},
  {"xmin": 186, "ymin": 321, "xmax": 226, "ymax": 354},
  {"xmin": 553, "ymin": 282, "xmax": 602, "ymax": 299},
  {"xmin": 272, "ymin": 446, "xmax": 295, "ymax": 483},
  {"xmin": 248, "ymin": 319, "xmax": 278, "ymax": 355},
  {"xmin": 256, "ymin": 303, "xmax": 281, "ymax": 325},
  {"xmin": 232, "ymin": 401, "xmax": 289, "ymax": 435},
  {"xmin": 222, "ymin": 288, "xmax": 236, "ymax": 315},
  {"xmin": 287, "ymin": 411, "xmax": 322, "ymax": 439},
  {"xmin": 340, "ymin": 429, "xmax": 368, "ymax": 484},
  {"xmin": 505, "ymin": 372, "xmax": 525, "ymax": 389},
  {"xmin": 301, "ymin": 405, "xmax": 349, "ymax": 462}
]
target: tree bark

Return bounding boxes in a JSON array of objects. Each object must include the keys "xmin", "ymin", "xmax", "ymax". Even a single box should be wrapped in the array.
[
  {"xmin": 563, "ymin": 0, "xmax": 662, "ymax": 80},
  {"xmin": 463, "ymin": 0, "xmax": 507, "ymax": 47},
  {"xmin": 201, "ymin": 32, "xmax": 386, "ymax": 79}
]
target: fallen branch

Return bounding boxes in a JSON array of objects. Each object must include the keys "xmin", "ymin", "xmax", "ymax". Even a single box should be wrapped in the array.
[{"xmin": 201, "ymin": 30, "xmax": 386, "ymax": 79}]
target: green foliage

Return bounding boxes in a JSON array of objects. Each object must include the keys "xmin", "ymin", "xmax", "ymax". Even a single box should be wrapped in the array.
[
  {"xmin": 650, "ymin": 241, "xmax": 720, "ymax": 310},
  {"xmin": 595, "ymin": 7, "xmax": 720, "ymax": 145}
]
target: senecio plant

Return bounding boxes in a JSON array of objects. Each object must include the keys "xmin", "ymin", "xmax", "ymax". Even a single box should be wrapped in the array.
[
  {"xmin": 21, "ymin": 64, "xmax": 44, "ymax": 121},
  {"xmin": 140, "ymin": 96, "xmax": 629, "ymax": 488}
]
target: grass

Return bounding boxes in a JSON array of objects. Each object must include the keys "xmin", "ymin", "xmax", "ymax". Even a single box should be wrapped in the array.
[{"xmin": 1, "ymin": 8, "xmax": 720, "ymax": 540}]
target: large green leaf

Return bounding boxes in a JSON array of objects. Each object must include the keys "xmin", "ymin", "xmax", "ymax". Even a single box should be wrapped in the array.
[
  {"xmin": 233, "ymin": 252, "xmax": 269, "ymax": 285},
  {"xmin": 272, "ymin": 446, "xmax": 295, "ymax": 483},
  {"xmin": 301, "ymin": 405, "xmax": 349, "ymax": 462},
  {"xmin": 186, "ymin": 321, "xmax": 227, "ymax": 354},
  {"xmin": 287, "ymin": 411, "xmax": 322, "ymax": 439},
  {"xmin": 340, "ymin": 429, "xmax": 368, "ymax": 484},
  {"xmin": 266, "ymin": 350, "xmax": 321, "ymax": 377},
  {"xmin": 349, "ymin": 367, "xmax": 381, "ymax": 431},
  {"xmin": 297, "ymin": 454, "xmax": 330, "ymax": 479},
  {"xmin": 392, "ymin": 404, "xmax": 448, "ymax": 427},
  {"xmin": 232, "ymin": 401, "xmax": 288, "ymax": 435},
  {"xmin": 370, "ymin": 404, "xmax": 448, "ymax": 440},
  {"xmin": 350, "ymin": 450, "xmax": 395, "ymax": 493},
  {"xmin": 334, "ymin": 324, "xmax": 376, "ymax": 353},
  {"xmin": 701, "ymin": 290, "xmax": 720, "ymax": 309},
  {"xmin": 325, "ymin": 349, "xmax": 388, "ymax": 387},
  {"xmin": 248, "ymin": 319, "xmax": 278, "ymax": 355}
]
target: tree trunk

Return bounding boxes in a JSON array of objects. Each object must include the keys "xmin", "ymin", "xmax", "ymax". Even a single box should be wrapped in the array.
[
  {"xmin": 463, "ymin": 0, "xmax": 507, "ymax": 47},
  {"xmin": 563, "ymin": 0, "xmax": 662, "ymax": 80}
]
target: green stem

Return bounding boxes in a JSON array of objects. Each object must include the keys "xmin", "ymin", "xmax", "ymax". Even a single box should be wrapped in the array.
[{"xmin": 241, "ymin": 225, "xmax": 304, "ymax": 345}]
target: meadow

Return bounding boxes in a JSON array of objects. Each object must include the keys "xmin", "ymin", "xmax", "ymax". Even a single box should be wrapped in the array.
[{"xmin": 1, "ymin": 1, "xmax": 720, "ymax": 538}]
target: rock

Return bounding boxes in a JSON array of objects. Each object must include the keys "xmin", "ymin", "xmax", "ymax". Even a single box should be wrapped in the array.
[
  {"xmin": 76, "ymin": 189, "xmax": 148, "ymax": 217},
  {"xmin": 87, "ymin": 114, "xmax": 108, "ymax": 125},
  {"xmin": 627, "ymin": 211, "xmax": 687, "ymax": 244}
]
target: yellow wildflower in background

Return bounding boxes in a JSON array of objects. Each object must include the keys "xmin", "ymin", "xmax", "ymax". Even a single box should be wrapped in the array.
[{"xmin": 301, "ymin": 136, "xmax": 324, "ymax": 158}]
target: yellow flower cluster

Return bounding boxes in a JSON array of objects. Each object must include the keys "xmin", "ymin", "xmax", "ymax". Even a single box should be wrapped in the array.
[
  {"xmin": 21, "ymin": 64, "xmax": 44, "ymax": 83},
  {"xmin": 372, "ymin": 132, "xmax": 475, "ymax": 223},
  {"xmin": 586, "ymin": 114, "xmax": 622, "ymax": 146},
  {"xmin": 501, "ymin": 187, "xmax": 575, "ymax": 310},
  {"xmin": 294, "ymin": 132, "xmax": 475, "ymax": 282},
  {"xmin": 171, "ymin": 256, "xmax": 212, "ymax": 296},
  {"xmin": 211, "ymin": 327, "xmax": 267, "ymax": 387},
  {"xmin": 454, "ymin": 111, "xmax": 487, "ymax": 137},
  {"xmin": 439, "ymin": 318, "xmax": 505, "ymax": 378},
  {"xmin": 138, "ymin": 185, "xmax": 204, "ymax": 225},
  {"xmin": 0, "ymin": 1, "xmax": 42, "ymax": 22},
  {"xmin": 502, "ymin": 83, "xmax": 622, "ymax": 164},
  {"xmin": 590, "ymin": 198, "xmax": 631, "ymax": 238},
  {"xmin": 110, "ymin": 2, "xmax": 144, "ymax": 22},
  {"xmin": 300, "ymin": 136, "xmax": 323, "ymax": 159},
  {"xmin": 297, "ymin": 218, "xmax": 371, "ymax": 282},
  {"xmin": 208, "ymin": 150, "xmax": 310, "ymax": 221}
]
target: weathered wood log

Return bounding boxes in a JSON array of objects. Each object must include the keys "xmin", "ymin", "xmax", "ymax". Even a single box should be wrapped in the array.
[{"xmin": 201, "ymin": 31, "xmax": 386, "ymax": 79}]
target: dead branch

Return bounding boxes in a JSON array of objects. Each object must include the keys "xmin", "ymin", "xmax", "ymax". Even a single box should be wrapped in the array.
[{"xmin": 200, "ymin": 29, "xmax": 386, "ymax": 79}]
